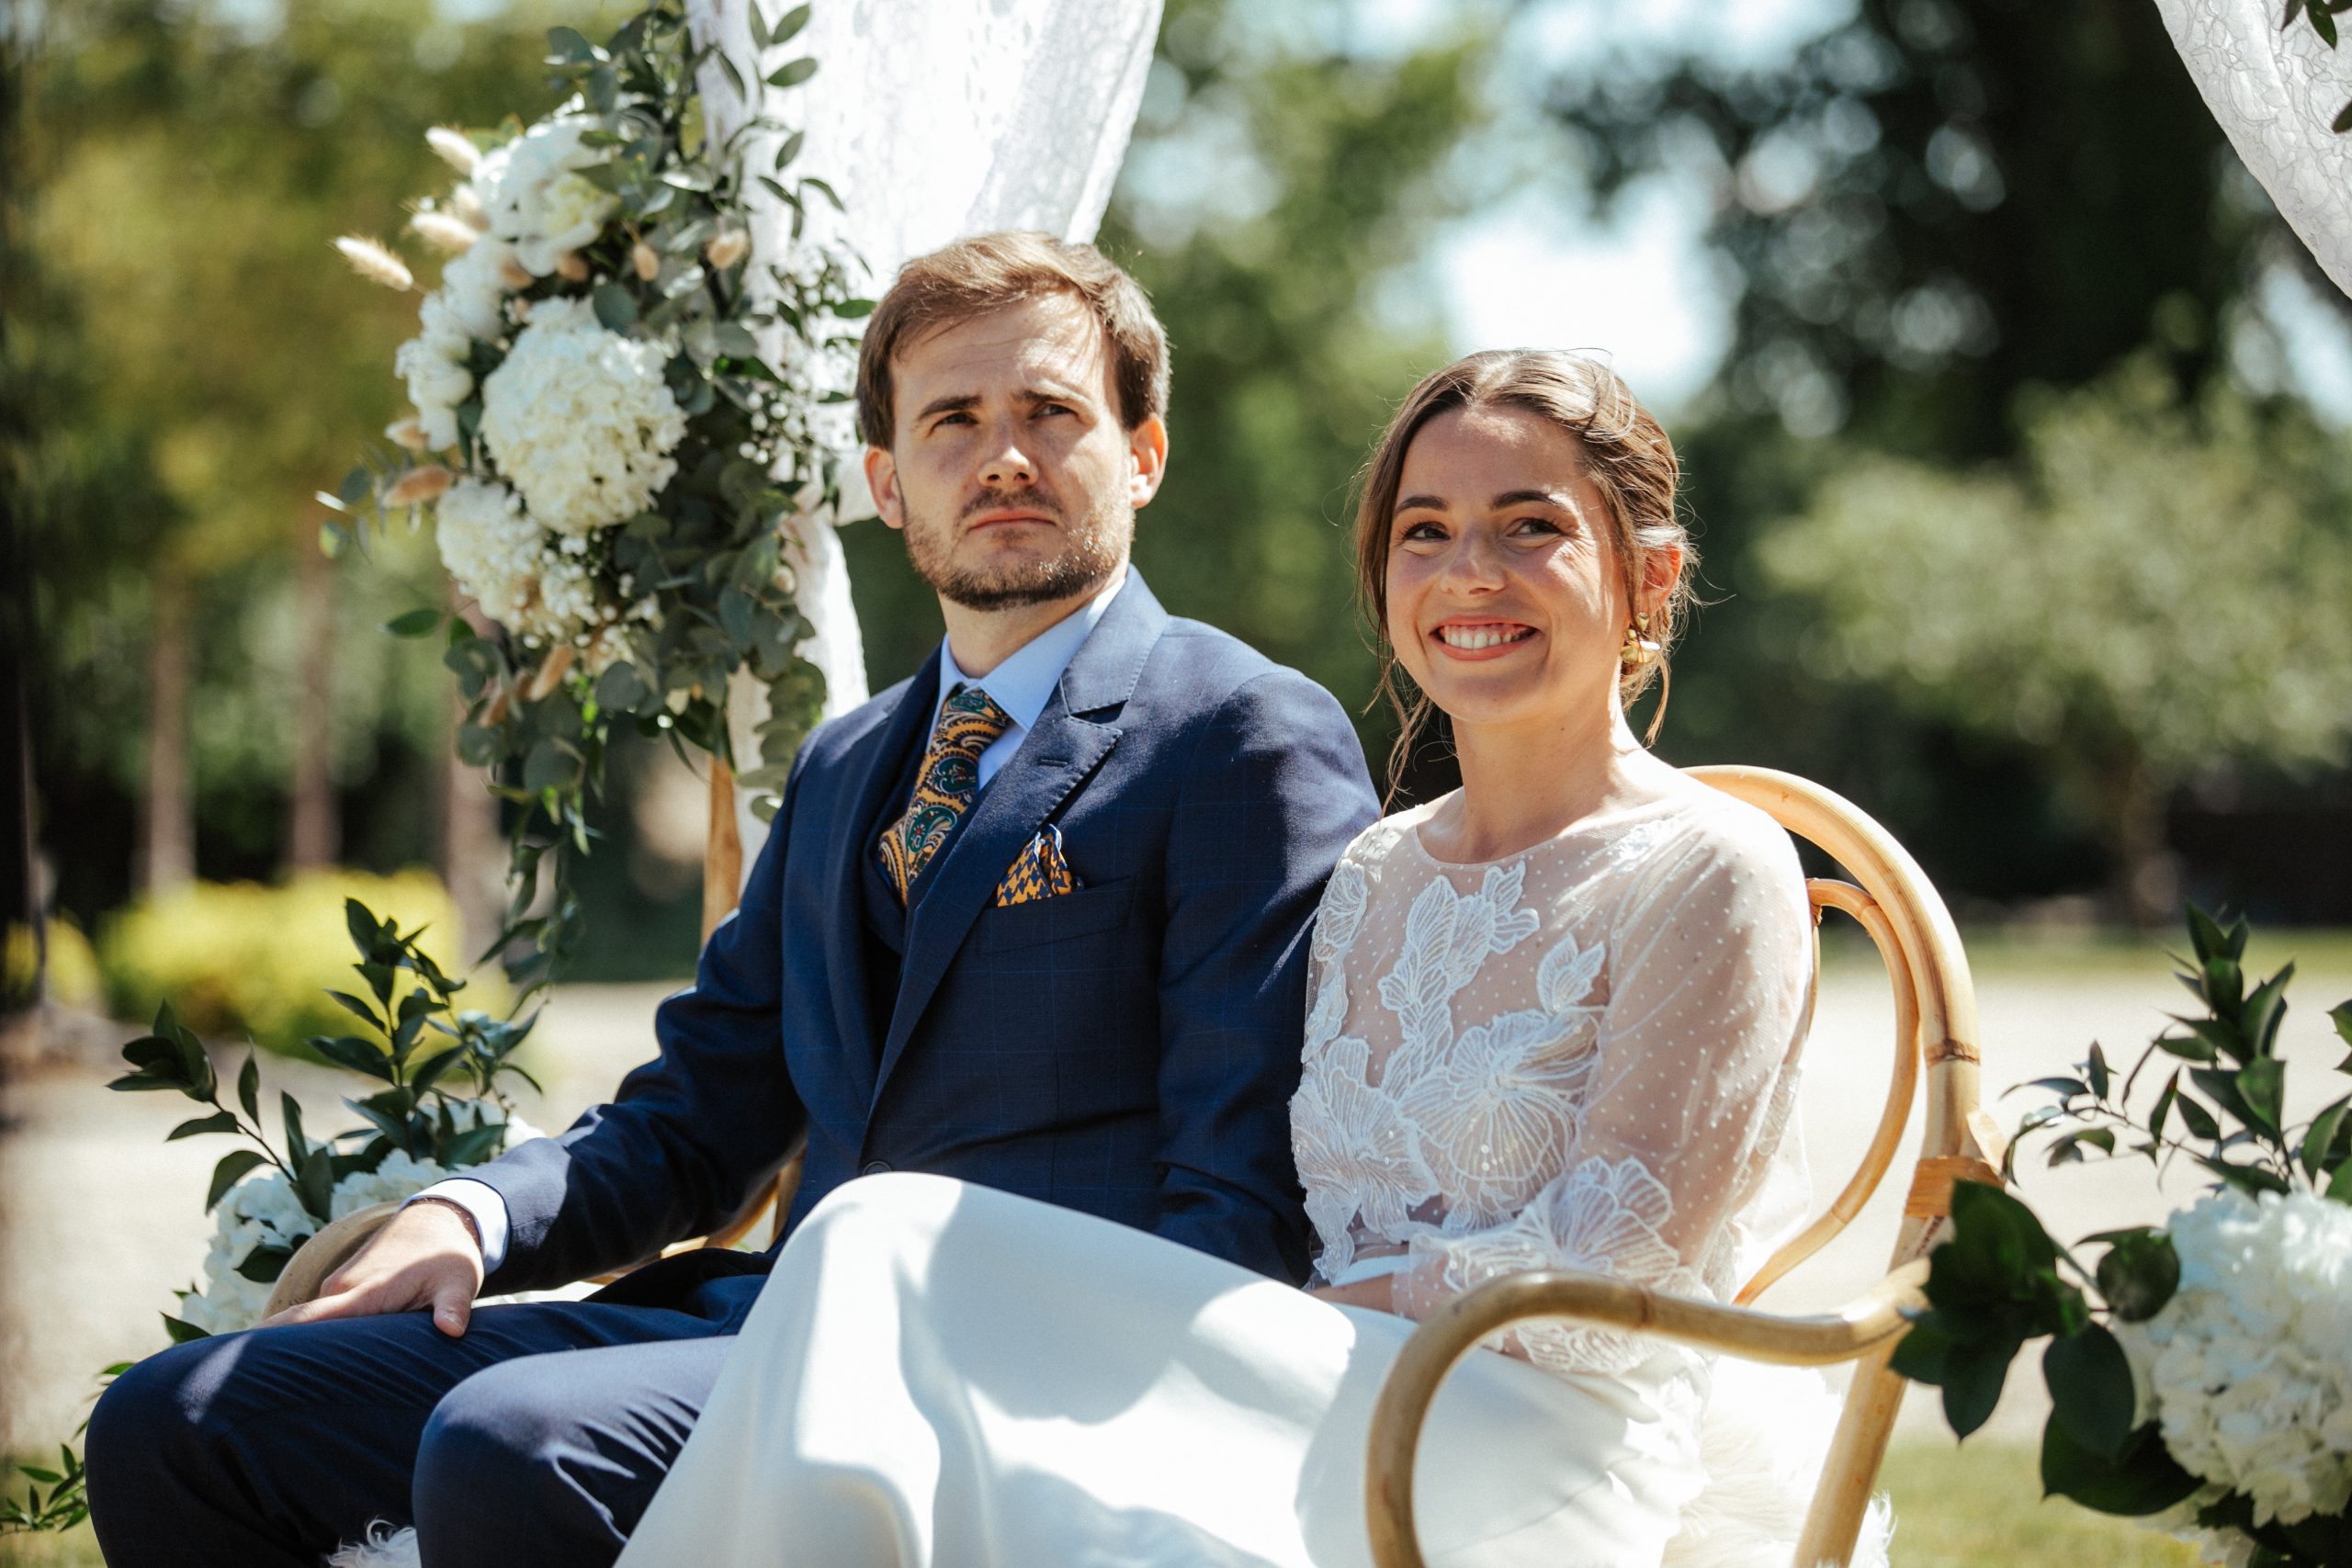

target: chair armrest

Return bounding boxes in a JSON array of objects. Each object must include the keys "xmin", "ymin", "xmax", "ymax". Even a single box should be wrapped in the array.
[{"xmin": 1363, "ymin": 1259, "xmax": 1930, "ymax": 1568}]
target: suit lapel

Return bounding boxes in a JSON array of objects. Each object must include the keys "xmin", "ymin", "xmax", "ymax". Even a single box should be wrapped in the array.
[
  {"xmin": 820, "ymin": 664, "xmax": 939, "ymax": 1106},
  {"xmin": 874, "ymin": 574, "xmax": 1169, "ymax": 1100}
]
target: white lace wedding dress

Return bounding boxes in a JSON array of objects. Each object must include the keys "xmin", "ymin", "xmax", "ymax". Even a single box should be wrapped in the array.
[{"xmin": 617, "ymin": 780, "xmax": 1840, "ymax": 1568}]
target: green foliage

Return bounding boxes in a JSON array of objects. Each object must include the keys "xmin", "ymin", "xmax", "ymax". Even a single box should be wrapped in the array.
[
  {"xmin": 0, "ymin": 1447, "xmax": 88, "ymax": 1536},
  {"xmin": 106, "ymin": 897, "xmax": 537, "ymax": 1235},
  {"xmin": 22, "ymin": 0, "xmax": 629, "ymax": 846},
  {"xmin": 352, "ymin": 2, "xmax": 858, "ymax": 992},
  {"xmin": 96, "ymin": 869, "xmax": 492, "ymax": 1056},
  {"xmin": 1, "ymin": 918, "xmax": 103, "ymax": 1011},
  {"xmin": 1895, "ymin": 906, "xmax": 2352, "ymax": 1559},
  {"xmin": 1758, "ymin": 362, "xmax": 2352, "ymax": 915}
]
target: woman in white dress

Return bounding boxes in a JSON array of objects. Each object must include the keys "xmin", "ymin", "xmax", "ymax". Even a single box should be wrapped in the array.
[{"xmin": 616, "ymin": 350, "xmax": 1815, "ymax": 1568}]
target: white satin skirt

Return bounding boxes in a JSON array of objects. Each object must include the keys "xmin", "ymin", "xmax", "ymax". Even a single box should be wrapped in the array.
[{"xmin": 616, "ymin": 1173, "xmax": 1703, "ymax": 1568}]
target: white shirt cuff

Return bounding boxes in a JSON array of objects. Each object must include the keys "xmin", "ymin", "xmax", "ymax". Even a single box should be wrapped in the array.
[{"xmin": 407, "ymin": 1178, "xmax": 512, "ymax": 1275}]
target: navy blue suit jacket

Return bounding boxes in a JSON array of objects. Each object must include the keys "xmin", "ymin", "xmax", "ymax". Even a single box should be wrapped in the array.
[{"xmin": 470, "ymin": 573, "xmax": 1378, "ymax": 1312}]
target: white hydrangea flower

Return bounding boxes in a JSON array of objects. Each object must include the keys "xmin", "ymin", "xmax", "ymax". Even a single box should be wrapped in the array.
[
  {"xmin": 2114, "ymin": 1189, "xmax": 2352, "ymax": 1529},
  {"xmin": 178, "ymin": 1167, "xmax": 319, "ymax": 1336},
  {"xmin": 176, "ymin": 1102, "xmax": 548, "ymax": 1336},
  {"xmin": 435, "ymin": 478, "xmax": 543, "ymax": 631},
  {"xmin": 478, "ymin": 297, "xmax": 685, "ymax": 534},
  {"xmin": 393, "ymin": 291, "xmax": 476, "ymax": 451},
  {"xmin": 471, "ymin": 115, "xmax": 618, "ymax": 276},
  {"xmin": 331, "ymin": 1149, "xmax": 455, "ymax": 1219},
  {"xmin": 435, "ymin": 233, "xmax": 517, "ymax": 343}
]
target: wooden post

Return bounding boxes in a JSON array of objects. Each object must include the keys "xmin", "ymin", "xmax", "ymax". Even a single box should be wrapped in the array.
[{"xmin": 702, "ymin": 756, "xmax": 743, "ymax": 941}]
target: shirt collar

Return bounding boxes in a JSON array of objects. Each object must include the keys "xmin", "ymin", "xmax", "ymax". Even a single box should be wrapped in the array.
[{"xmin": 934, "ymin": 566, "xmax": 1130, "ymax": 734}]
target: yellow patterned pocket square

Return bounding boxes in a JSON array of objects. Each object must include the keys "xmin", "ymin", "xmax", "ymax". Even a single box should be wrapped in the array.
[{"xmin": 995, "ymin": 825, "xmax": 1081, "ymax": 907}]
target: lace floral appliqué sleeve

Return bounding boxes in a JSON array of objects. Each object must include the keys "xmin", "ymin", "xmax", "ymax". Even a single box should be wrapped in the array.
[{"xmin": 1389, "ymin": 816, "xmax": 1811, "ymax": 1377}]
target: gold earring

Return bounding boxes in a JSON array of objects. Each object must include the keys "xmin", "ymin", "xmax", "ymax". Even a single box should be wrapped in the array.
[{"xmin": 1619, "ymin": 613, "xmax": 1662, "ymax": 666}]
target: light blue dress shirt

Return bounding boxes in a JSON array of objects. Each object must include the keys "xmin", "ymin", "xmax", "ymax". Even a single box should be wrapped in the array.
[{"xmin": 412, "ymin": 569, "xmax": 1131, "ymax": 1273}]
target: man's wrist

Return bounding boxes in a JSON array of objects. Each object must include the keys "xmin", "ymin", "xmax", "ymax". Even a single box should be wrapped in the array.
[{"xmin": 407, "ymin": 1193, "xmax": 486, "ymax": 1258}]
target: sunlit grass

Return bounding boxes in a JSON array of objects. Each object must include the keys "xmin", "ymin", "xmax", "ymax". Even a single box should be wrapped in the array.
[
  {"xmin": 3, "ymin": 1441, "xmax": 2214, "ymax": 1566},
  {"xmin": 1880, "ymin": 1441, "xmax": 2204, "ymax": 1566}
]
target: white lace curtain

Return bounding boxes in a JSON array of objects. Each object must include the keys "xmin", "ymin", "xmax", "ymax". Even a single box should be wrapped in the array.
[
  {"xmin": 682, "ymin": 0, "xmax": 1163, "ymax": 865},
  {"xmin": 2155, "ymin": 0, "xmax": 2352, "ymax": 299}
]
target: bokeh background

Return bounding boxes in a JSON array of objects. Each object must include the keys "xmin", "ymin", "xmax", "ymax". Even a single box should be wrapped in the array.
[{"xmin": 5, "ymin": 0, "xmax": 2352, "ymax": 1562}]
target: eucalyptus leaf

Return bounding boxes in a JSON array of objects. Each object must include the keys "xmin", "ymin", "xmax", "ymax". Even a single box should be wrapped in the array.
[
  {"xmin": 2043, "ymin": 1324, "xmax": 2137, "ymax": 1460},
  {"xmin": 309, "ymin": 1034, "xmax": 396, "ymax": 1082},
  {"xmin": 2175, "ymin": 1091, "xmax": 2222, "ymax": 1142},
  {"xmin": 2041, "ymin": 1419, "xmax": 2199, "ymax": 1517},
  {"xmin": 764, "ymin": 56, "xmax": 818, "ymax": 88},
  {"xmin": 383, "ymin": 608, "xmax": 442, "ymax": 637},
  {"xmin": 160, "ymin": 1314, "xmax": 212, "ymax": 1345},
  {"xmin": 2235, "ymin": 1057, "xmax": 2285, "ymax": 1140},
  {"xmin": 205, "ymin": 1149, "xmax": 268, "ymax": 1213},
  {"xmin": 282, "ymin": 1092, "xmax": 311, "ymax": 1168},
  {"xmin": 234, "ymin": 1245, "xmax": 294, "ymax": 1284},
  {"xmin": 593, "ymin": 282, "xmax": 641, "ymax": 332},
  {"xmin": 2090, "ymin": 1228, "xmax": 2178, "ymax": 1322},
  {"xmin": 166, "ymin": 1111, "xmax": 242, "ymax": 1142}
]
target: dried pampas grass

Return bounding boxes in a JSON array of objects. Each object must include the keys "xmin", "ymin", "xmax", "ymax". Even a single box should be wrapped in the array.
[{"xmin": 334, "ymin": 236, "xmax": 414, "ymax": 292}]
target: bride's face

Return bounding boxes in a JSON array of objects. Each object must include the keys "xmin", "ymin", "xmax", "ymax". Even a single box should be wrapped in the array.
[{"xmin": 1385, "ymin": 405, "xmax": 1634, "ymax": 734}]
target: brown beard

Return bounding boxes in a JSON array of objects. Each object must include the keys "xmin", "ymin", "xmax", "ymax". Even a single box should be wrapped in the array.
[{"xmin": 901, "ymin": 485, "xmax": 1131, "ymax": 612}]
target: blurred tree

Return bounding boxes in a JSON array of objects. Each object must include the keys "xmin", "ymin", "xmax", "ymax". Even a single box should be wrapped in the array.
[
  {"xmin": 1539, "ymin": 0, "xmax": 2352, "ymax": 915},
  {"xmin": 1760, "ymin": 358, "xmax": 2352, "ymax": 919},
  {"xmin": 22, "ymin": 0, "xmax": 620, "ymax": 915},
  {"xmin": 1548, "ymin": 0, "xmax": 2282, "ymax": 454},
  {"xmin": 842, "ymin": 0, "xmax": 1492, "ymax": 787}
]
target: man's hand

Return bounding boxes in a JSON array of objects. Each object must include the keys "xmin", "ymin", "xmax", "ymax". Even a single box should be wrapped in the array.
[{"xmin": 262, "ymin": 1198, "xmax": 486, "ymax": 1337}]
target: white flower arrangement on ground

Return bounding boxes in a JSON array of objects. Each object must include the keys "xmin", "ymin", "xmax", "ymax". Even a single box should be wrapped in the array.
[
  {"xmin": 2120, "ymin": 1190, "xmax": 2352, "ymax": 1536},
  {"xmin": 1894, "ymin": 908, "xmax": 2352, "ymax": 1568},
  {"xmin": 330, "ymin": 3, "xmax": 867, "ymax": 991},
  {"xmin": 178, "ymin": 1112, "xmax": 546, "ymax": 1337}
]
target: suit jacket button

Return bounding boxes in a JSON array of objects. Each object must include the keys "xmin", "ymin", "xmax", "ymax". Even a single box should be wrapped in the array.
[{"xmin": 862, "ymin": 1159, "xmax": 892, "ymax": 1176}]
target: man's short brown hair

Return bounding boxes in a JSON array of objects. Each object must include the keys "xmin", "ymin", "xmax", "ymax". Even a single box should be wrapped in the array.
[{"xmin": 854, "ymin": 231, "xmax": 1170, "ymax": 446}]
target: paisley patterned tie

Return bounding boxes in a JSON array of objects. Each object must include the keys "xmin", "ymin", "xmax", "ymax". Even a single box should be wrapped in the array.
[{"xmin": 878, "ymin": 682, "xmax": 1012, "ymax": 905}]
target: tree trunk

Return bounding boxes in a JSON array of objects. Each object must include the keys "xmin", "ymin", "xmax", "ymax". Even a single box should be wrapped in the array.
[
  {"xmin": 3, "ymin": 626, "xmax": 39, "ymax": 1013},
  {"xmin": 285, "ymin": 533, "xmax": 337, "ymax": 872},
  {"xmin": 2105, "ymin": 760, "xmax": 2179, "ymax": 928},
  {"xmin": 139, "ymin": 578, "xmax": 195, "ymax": 895}
]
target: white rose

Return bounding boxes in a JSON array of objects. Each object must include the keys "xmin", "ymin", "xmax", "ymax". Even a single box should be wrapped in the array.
[
  {"xmin": 477, "ymin": 297, "xmax": 684, "ymax": 534},
  {"xmin": 473, "ymin": 115, "xmax": 618, "ymax": 276}
]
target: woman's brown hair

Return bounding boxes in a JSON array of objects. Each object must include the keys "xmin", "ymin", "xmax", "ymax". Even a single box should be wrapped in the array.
[{"xmin": 1354, "ymin": 350, "xmax": 1695, "ymax": 797}]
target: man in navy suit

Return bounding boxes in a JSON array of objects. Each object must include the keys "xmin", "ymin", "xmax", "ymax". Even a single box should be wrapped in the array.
[{"xmin": 85, "ymin": 231, "xmax": 1378, "ymax": 1568}]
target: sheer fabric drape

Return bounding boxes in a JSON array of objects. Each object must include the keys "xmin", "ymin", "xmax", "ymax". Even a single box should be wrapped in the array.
[{"xmin": 2154, "ymin": 0, "xmax": 2352, "ymax": 299}]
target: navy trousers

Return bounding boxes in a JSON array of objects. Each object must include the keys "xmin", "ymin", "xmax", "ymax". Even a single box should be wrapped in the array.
[{"xmin": 85, "ymin": 1288, "xmax": 742, "ymax": 1568}]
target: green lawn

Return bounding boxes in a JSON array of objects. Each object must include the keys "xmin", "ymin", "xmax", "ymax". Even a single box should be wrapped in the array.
[
  {"xmin": 2, "ymin": 1440, "xmax": 2208, "ymax": 1565},
  {"xmin": 1878, "ymin": 1442, "xmax": 2202, "ymax": 1566}
]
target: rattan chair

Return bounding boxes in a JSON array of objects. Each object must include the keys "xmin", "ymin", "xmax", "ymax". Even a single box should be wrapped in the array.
[{"xmin": 1364, "ymin": 764, "xmax": 2005, "ymax": 1568}]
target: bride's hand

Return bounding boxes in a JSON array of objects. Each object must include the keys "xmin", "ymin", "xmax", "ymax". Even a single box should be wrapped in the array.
[{"xmin": 1307, "ymin": 1274, "xmax": 1396, "ymax": 1313}]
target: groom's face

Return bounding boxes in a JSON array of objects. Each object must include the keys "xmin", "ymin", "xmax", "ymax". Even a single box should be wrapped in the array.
[{"xmin": 865, "ymin": 292, "xmax": 1168, "ymax": 613}]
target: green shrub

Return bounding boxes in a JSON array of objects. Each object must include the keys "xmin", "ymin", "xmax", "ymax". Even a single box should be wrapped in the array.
[
  {"xmin": 3, "ymin": 917, "xmax": 104, "ymax": 1011},
  {"xmin": 98, "ymin": 871, "xmax": 499, "ymax": 1055}
]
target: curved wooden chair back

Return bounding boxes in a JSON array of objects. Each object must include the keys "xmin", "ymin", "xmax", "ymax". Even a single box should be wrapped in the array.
[{"xmin": 1365, "ymin": 765, "xmax": 2005, "ymax": 1568}]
